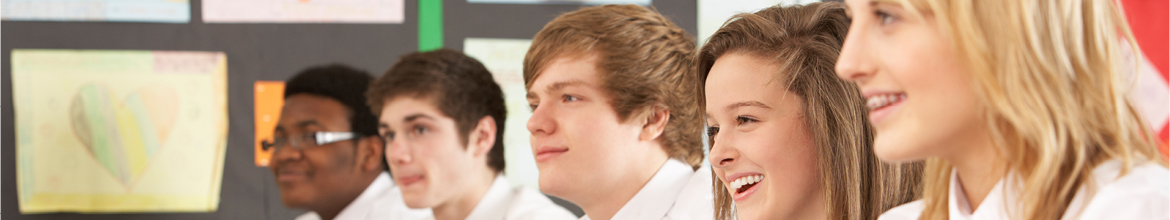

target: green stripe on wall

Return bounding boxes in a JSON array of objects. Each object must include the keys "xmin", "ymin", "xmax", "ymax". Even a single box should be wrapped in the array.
[{"xmin": 418, "ymin": 0, "xmax": 443, "ymax": 51}]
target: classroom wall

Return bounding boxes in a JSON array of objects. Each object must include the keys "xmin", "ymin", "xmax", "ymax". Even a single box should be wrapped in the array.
[{"xmin": 0, "ymin": 0, "xmax": 696, "ymax": 219}]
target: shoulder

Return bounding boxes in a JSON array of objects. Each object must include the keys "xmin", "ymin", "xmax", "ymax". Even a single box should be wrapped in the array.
[
  {"xmin": 506, "ymin": 186, "xmax": 578, "ymax": 220},
  {"xmin": 667, "ymin": 166, "xmax": 715, "ymax": 220},
  {"xmin": 1074, "ymin": 161, "xmax": 1169, "ymax": 219},
  {"xmin": 296, "ymin": 212, "xmax": 321, "ymax": 220},
  {"xmin": 368, "ymin": 185, "xmax": 433, "ymax": 220},
  {"xmin": 878, "ymin": 200, "xmax": 924, "ymax": 220}
]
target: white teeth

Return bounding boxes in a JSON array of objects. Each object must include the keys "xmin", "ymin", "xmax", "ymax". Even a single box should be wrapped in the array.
[
  {"xmin": 866, "ymin": 93, "xmax": 907, "ymax": 110},
  {"xmin": 729, "ymin": 174, "xmax": 764, "ymax": 192}
]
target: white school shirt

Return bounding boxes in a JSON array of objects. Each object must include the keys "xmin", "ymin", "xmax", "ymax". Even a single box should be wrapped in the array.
[
  {"xmin": 296, "ymin": 172, "xmax": 433, "ymax": 220},
  {"xmin": 464, "ymin": 174, "xmax": 578, "ymax": 220},
  {"xmin": 879, "ymin": 160, "xmax": 1169, "ymax": 220},
  {"xmin": 580, "ymin": 159, "xmax": 715, "ymax": 220}
]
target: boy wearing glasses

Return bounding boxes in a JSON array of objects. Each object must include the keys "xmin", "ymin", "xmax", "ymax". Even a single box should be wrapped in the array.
[
  {"xmin": 368, "ymin": 49, "xmax": 575, "ymax": 220},
  {"xmin": 267, "ymin": 65, "xmax": 431, "ymax": 220}
]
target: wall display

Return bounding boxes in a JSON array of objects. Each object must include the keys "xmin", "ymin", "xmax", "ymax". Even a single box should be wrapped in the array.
[
  {"xmin": 1, "ymin": 0, "xmax": 190, "ymax": 23},
  {"xmin": 463, "ymin": 37, "xmax": 539, "ymax": 189},
  {"xmin": 1118, "ymin": 0, "xmax": 1169, "ymax": 157},
  {"xmin": 12, "ymin": 49, "xmax": 228, "ymax": 213},
  {"xmin": 253, "ymin": 82, "xmax": 285, "ymax": 167},
  {"xmin": 203, "ymin": 0, "xmax": 404, "ymax": 23},
  {"xmin": 467, "ymin": 0, "xmax": 649, "ymax": 5},
  {"xmin": 696, "ymin": 0, "xmax": 817, "ymax": 45}
]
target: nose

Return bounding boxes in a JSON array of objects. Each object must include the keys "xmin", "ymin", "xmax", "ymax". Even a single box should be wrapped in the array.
[
  {"xmin": 526, "ymin": 102, "xmax": 556, "ymax": 136},
  {"xmin": 271, "ymin": 142, "xmax": 303, "ymax": 164},
  {"xmin": 707, "ymin": 133, "xmax": 740, "ymax": 169},
  {"xmin": 835, "ymin": 23, "xmax": 876, "ymax": 84},
  {"xmin": 386, "ymin": 135, "xmax": 412, "ymax": 165}
]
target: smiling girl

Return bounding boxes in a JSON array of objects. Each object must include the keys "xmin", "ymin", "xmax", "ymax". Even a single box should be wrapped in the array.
[
  {"xmin": 836, "ymin": 0, "xmax": 1169, "ymax": 219},
  {"xmin": 700, "ymin": 2, "xmax": 922, "ymax": 220}
]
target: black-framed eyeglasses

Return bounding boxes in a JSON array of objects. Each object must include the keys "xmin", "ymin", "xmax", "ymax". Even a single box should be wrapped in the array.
[{"xmin": 261, "ymin": 131, "xmax": 356, "ymax": 151}]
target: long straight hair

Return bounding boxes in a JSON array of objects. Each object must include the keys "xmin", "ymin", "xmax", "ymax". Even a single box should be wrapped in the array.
[
  {"xmin": 698, "ymin": 2, "xmax": 922, "ymax": 220},
  {"xmin": 882, "ymin": 0, "xmax": 1169, "ymax": 219}
]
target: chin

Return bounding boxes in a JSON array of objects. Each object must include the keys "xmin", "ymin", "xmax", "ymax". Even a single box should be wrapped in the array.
[
  {"xmin": 280, "ymin": 194, "xmax": 311, "ymax": 209},
  {"xmin": 873, "ymin": 138, "xmax": 926, "ymax": 163},
  {"xmin": 401, "ymin": 195, "xmax": 434, "ymax": 209},
  {"xmin": 537, "ymin": 175, "xmax": 567, "ymax": 197},
  {"xmin": 735, "ymin": 209, "xmax": 764, "ymax": 220}
]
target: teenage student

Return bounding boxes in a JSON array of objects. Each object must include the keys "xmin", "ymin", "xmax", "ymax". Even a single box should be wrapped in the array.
[
  {"xmin": 369, "ymin": 49, "xmax": 577, "ymax": 220},
  {"xmin": 524, "ymin": 4, "xmax": 714, "ymax": 220},
  {"xmin": 268, "ymin": 65, "xmax": 432, "ymax": 220},
  {"xmin": 700, "ymin": 2, "xmax": 921, "ymax": 220},
  {"xmin": 836, "ymin": 0, "xmax": 1169, "ymax": 219}
]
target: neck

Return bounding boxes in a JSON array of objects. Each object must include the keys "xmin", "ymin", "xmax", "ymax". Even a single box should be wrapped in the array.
[
  {"xmin": 432, "ymin": 168, "xmax": 497, "ymax": 220},
  {"xmin": 945, "ymin": 134, "xmax": 1007, "ymax": 212},
  {"xmin": 579, "ymin": 148, "xmax": 670, "ymax": 220},
  {"xmin": 315, "ymin": 172, "xmax": 380, "ymax": 220},
  {"xmin": 780, "ymin": 187, "xmax": 827, "ymax": 220}
]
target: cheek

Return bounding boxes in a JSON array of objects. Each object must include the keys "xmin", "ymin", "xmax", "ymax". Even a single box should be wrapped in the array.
[
  {"xmin": 888, "ymin": 41, "xmax": 982, "ymax": 155},
  {"xmin": 751, "ymin": 125, "xmax": 819, "ymax": 191},
  {"xmin": 712, "ymin": 167, "xmax": 727, "ymax": 182},
  {"xmin": 306, "ymin": 147, "xmax": 350, "ymax": 175}
]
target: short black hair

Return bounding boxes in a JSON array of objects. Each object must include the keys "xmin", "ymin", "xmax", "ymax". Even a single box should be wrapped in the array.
[
  {"xmin": 285, "ymin": 64, "xmax": 379, "ymax": 138},
  {"xmin": 367, "ymin": 49, "xmax": 507, "ymax": 174}
]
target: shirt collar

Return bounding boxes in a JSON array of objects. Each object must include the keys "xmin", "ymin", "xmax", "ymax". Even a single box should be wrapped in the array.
[
  {"xmin": 465, "ymin": 174, "xmax": 512, "ymax": 220},
  {"xmin": 948, "ymin": 169, "xmax": 1013, "ymax": 220},
  {"xmin": 584, "ymin": 159, "xmax": 693, "ymax": 220},
  {"xmin": 332, "ymin": 172, "xmax": 394, "ymax": 220}
]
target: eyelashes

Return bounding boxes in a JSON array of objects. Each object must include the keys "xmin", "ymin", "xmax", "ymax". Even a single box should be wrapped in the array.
[
  {"xmin": 874, "ymin": 9, "xmax": 899, "ymax": 25},
  {"xmin": 706, "ymin": 116, "xmax": 759, "ymax": 138}
]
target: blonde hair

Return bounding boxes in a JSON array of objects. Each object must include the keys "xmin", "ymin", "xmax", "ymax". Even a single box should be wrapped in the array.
[
  {"xmin": 698, "ymin": 3, "xmax": 922, "ymax": 220},
  {"xmin": 524, "ymin": 4, "xmax": 704, "ymax": 168},
  {"xmin": 885, "ymin": 0, "xmax": 1169, "ymax": 219}
]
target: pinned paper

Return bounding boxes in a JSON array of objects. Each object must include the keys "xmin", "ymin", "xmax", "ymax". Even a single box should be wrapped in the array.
[
  {"xmin": 254, "ymin": 81, "xmax": 286, "ymax": 167},
  {"xmin": 13, "ymin": 49, "xmax": 227, "ymax": 213}
]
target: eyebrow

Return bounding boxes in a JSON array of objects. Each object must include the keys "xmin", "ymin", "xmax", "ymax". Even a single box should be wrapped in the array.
[
  {"xmin": 404, "ymin": 113, "xmax": 435, "ymax": 123},
  {"xmin": 725, "ymin": 101, "xmax": 772, "ymax": 112},
  {"xmin": 526, "ymin": 79, "xmax": 591, "ymax": 99},
  {"xmin": 274, "ymin": 120, "xmax": 320, "ymax": 133}
]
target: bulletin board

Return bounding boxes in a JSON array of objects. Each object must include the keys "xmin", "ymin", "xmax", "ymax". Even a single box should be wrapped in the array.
[{"xmin": 0, "ymin": 0, "xmax": 697, "ymax": 219}]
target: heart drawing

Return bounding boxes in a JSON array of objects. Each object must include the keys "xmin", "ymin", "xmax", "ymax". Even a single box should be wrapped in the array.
[{"xmin": 69, "ymin": 84, "xmax": 178, "ymax": 189}]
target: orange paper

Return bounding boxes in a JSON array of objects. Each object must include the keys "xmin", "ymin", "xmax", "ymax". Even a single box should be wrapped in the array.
[{"xmin": 254, "ymin": 81, "xmax": 285, "ymax": 167}]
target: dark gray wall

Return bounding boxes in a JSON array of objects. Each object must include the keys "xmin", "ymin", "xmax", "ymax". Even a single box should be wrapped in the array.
[{"xmin": 0, "ymin": 0, "xmax": 697, "ymax": 219}]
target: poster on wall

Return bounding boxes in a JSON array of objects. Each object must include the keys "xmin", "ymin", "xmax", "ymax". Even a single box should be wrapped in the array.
[
  {"xmin": 1, "ymin": 0, "xmax": 190, "ymax": 23},
  {"xmin": 12, "ymin": 49, "xmax": 229, "ymax": 213},
  {"xmin": 254, "ymin": 81, "xmax": 286, "ymax": 167},
  {"xmin": 203, "ymin": 0, "xmax": 404, "ymax": 23},
  {"xmin": 1118, "ymin": 0, "xmax": 1169, "ymax": 158},
  {"xmin": 463, "ymin": 38, "xmax": 541, "ymax": 189},
  {"xmin": 468, "ymin": 0, "xmax": 649, "ymax": 5},
  {"xmin": 697, "ymin": 0, "xmax": 818, "ymax": 45}
]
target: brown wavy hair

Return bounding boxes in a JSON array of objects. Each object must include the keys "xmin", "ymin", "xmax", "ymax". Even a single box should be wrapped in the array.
[
  {"xmin": 523, "ymin": 4, "xmax": 704, "ymax": 169},
  {"xmin": 698, "ymin": 2, "xmax": 922, "ymax": 220}
]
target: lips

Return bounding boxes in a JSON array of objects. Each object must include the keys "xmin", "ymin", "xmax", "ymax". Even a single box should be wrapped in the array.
[
  {"xmin": 275, "ymin": 168, "xmax": 309, "ymax": 183},
  {"xmin": 865, "ymin": 93, "xmax": 907, "ymax": 111},
  {"xmin": 724, "ymin": 172, "xmax": 764, "ymax": 201},
  {"xmin": 862, "ymin": 91, "xmax": 907, "ymax": 125},
  {"xmin": 396, "ymin": 174, "xmax": 425, "ymax": 187},
  {"xmin": 533, "ymin": 146, "xmax": 568, "ymax": 162}
]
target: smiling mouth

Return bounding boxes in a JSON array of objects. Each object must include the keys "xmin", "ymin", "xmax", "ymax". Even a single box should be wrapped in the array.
[
  {"xmin": 534, "ymin": 146, "xmax": 568, "ymax": 162},
  {"xmin": 398, "ymin": 175, "xmax": 424, "ymax": 186},
  {"xmin": 866, "ymin": 93, "xmax": 907, "ymax": 111},
  {"xmin": 276, "ymin": 170, "xmax": 308, "ymax": 182},
  {"xmin": 731, "ymin": 174, "xmax": 764, "ymax": 194}
]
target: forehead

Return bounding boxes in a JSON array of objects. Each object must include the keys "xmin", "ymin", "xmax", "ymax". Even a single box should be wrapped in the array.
[
  {"xmin": 705, "ymin": 53, "xmax": 789, "ymax": 105},
  {"xmin": 530, "ymin": 53, "xmax": 604, "ymax": 92},
  {"xmin": 378, "ymin": 95, "xmax": 450, "ymax": 122},
  {"xmin": 280, "ymin": 94, "xmax": 351, "ymax": 126}
]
